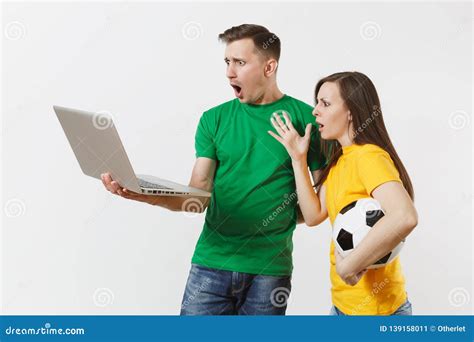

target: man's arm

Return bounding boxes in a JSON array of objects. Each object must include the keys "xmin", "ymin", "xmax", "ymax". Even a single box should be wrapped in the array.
[{"xmin": 101, "ymin": 157, "xmax": 217, "ymax": 212}]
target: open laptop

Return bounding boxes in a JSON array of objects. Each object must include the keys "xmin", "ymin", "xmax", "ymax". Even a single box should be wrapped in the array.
[{"xmin": 53, "ymin": 105, "xmax": 211, "ymax": 197}]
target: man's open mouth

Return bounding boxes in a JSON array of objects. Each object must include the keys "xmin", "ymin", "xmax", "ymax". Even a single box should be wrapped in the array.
[{"xmin": 231, "ymin": 84, "xmax": 242, "ymax": 98}]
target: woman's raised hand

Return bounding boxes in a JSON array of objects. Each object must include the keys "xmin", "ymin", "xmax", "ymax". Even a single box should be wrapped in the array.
[{"xmin": 268, "ymin": 111, "xmax": 312, "ymax": 162}]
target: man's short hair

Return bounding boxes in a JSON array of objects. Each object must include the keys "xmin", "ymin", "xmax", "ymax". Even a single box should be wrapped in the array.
[{"xmin": 218, "ymin": 24, "xmax": 281, "ymax": 62}]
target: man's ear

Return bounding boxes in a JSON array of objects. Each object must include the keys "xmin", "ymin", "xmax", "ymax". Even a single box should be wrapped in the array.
[{"xmin": 264, "ymin": 59, "xmax": 278, "ymax": 77}]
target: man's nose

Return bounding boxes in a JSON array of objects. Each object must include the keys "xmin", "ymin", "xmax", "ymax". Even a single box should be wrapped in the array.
[{"xmin": 226, "ymin": 65, "xmax": 236, "ymax": 79}]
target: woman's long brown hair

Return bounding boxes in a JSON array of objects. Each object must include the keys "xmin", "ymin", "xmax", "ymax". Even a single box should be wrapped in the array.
[{"xmin": 314, "ymin": 71, "xmax": 414, "ymax": 201}]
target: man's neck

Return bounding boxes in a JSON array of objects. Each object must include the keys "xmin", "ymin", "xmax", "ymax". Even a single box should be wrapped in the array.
[{"xmin": 251, "ymin": 85, "xmax": 284, "ymax": 105}]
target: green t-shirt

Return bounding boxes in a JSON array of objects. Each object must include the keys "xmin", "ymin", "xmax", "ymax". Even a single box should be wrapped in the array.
[{"xmin": 192, "ymin": 95, "xmax": 325, "ymax": 276}]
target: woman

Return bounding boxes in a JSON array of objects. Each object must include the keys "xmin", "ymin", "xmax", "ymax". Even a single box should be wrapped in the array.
[{"xmin": 268, "ymin": 71, "xmax": 418, "ymax": 315}]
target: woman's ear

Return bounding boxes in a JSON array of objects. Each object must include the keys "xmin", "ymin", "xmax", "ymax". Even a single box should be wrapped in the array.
[{"xmin": 348, "ymin": 111, "xmax": 352, "ymax": 122}]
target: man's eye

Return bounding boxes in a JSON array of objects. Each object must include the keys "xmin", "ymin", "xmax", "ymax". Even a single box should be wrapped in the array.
[{"xmin": 238, "ymin": 61, "xmax": 245, "ymax": 66}]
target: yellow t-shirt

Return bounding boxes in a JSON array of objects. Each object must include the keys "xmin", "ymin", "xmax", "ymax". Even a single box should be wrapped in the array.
[{"xmin": 323, "ymin": 143, "xmax": 407, "ymax": 315}]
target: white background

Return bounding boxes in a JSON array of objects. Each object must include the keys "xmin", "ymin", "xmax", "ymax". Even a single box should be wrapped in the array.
[{"xmin": 1, "ymin": 1, "xmax": 472, "ymax": 315}]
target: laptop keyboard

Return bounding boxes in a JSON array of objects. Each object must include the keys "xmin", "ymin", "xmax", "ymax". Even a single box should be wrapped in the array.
[{"xmin": 138, "ymin": 179, "xmax": 173, "ymax": 190}]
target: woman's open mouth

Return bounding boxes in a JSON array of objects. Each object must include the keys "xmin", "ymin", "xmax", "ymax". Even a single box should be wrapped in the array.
[{"xmin": 318, "ymin": 123, "xmax": 325, "ymax": 131}]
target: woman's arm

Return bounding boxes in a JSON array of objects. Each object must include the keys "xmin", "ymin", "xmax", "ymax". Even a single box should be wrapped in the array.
[
  {"xmin": 268, "ymin": 112, "xmax": 328, "ymax": 226},
  {"xmin": 336, "ymin": 181, "xmax": 418, "ymax": 284},
  {"xmin": 292, "ymin": 161, "xmax": 328, "ymax": 226}
]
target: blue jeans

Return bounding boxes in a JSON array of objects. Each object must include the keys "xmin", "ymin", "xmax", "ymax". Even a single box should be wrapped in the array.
[
  {"xmin": 180, "ymin": 263, "xmax": 292, "ymax": 315},
  {"xmin": 329, "ymin": 299, "xmax": 413, "ymax": 316}
]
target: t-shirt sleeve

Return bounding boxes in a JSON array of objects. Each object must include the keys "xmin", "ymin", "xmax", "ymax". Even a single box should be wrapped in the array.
[
  {"xmin": 195, "ymin": 111, "xmax": 217, "ymax": 160},
  {"xmin": 357, "ymin": 145, "xmax": 402, "ymax": 195}
]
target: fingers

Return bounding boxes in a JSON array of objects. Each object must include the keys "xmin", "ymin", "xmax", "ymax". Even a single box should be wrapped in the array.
[
  {"xmin": 100, "ymin": 173, "xmax": 114, "ymax": 192},
  {"xmin": 268, "ymin": 130, "xmax": 284, "ymax": 144},
  {"xmin": 304, "ymin": 123, "xmax": 312, "ymax": 139},
  {"xmin": 270, "ymin": 116, "xmax": 287, "ymax": 137},
  {"xmin": 122, "ymin": 188, "xmax": 140, "ymax": 196},
  {"xmin": 117, "ymin": 188, "xmax": 146, "ymax": 202},
  {"xmin": 350, "ymin": 269, "xmax": 368, "ymax": 286},
  {"xmin": 100, "ymin": 174, "xmax": 148, "ymax": 202},
  {"xmin": 273, "ymin": 113, "xmax": 289, "ymax": 132},
  {"xmin": 282, "ymin": 112, "xmax": 295, "ymax": 130},
  {"xmin": 110, "ymin": 181, "xmax": 121, "ymax": 194},
  {"xmin": 120, "ymin": 188, "xmax": 142, "ymax": 198},
  {"xmin": 270, "ymin": 113, "xmax": 307, "ymax": 142},
  {"xmin": 100, "ymin": 173, "xmax": 109, "ymax": 190},
  {"xmin": 100, "ymin": 173, "xmax": 121, "ymax": 194},
  {"xmin": 117, "ymin": 187, "xmax": 132, "ymax": 198}
]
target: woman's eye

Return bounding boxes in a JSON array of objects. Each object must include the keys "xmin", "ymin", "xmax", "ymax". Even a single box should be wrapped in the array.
[
  {"xmin": 323, "ymin": 102, "xmax": 329, "ymax": 107},
  {"xmin": 238, "ymin": 61, "xmax": 245, "ymax": 66}
]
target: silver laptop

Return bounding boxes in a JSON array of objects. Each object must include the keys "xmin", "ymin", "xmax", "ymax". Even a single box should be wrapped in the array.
[{"xmin": 53, "ymin": 105, "xmax": 211, "ymax": 197}]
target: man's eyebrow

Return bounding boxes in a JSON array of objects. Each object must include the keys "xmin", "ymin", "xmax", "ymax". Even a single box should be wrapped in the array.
[{"xmin": 224, "ymin": 57, "xmax": 245, "ymax": 62}]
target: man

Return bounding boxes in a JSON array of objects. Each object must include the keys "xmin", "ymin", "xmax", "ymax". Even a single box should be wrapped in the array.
[{"xmin": 101, "ymin": 24, "xmax": 325, "ymax": 315}]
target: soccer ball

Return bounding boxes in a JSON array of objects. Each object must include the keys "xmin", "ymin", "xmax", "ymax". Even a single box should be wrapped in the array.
[{"xmin": 332, "ymin": 198, "xmax": 404, "ymax": 269}]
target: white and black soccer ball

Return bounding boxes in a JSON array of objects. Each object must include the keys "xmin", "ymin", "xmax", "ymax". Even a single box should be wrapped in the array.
[{"xmin": 332, "ymin": 198, "xmax": 404, "ymax": 269}]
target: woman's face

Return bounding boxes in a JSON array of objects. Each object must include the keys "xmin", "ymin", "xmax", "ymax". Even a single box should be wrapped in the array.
[{"xmin": 313, "ymin": 82, "xmax": 353, "ymax": 142}]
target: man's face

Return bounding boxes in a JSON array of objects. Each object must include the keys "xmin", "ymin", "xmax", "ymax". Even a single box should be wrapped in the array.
[{"xmin": 224, "ymin": 38, "xmax": 270, "ymax": 104}]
